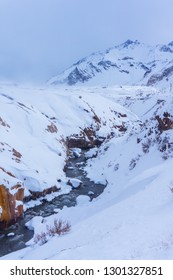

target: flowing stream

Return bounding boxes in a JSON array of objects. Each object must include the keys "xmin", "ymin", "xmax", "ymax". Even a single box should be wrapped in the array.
[{"xmin": 0, "ymin": 149, "xmax": 106, "ymax": 257}]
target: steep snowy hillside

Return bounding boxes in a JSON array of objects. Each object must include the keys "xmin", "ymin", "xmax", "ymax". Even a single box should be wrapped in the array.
[
  {"xmin": 1, "ymin": 84, "xmax": 173, "ymax": 260},
  {"xmin": 48, "ymin": 40, "xmax": 173, "ymax": 90},
  {"xmin": 0, "ymin": 85, "xmax": 137, "ymax": 208}
]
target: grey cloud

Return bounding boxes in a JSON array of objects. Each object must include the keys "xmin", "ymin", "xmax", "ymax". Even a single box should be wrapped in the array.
[{"xmin": 0, "ymin": 0, "xmax": 172, "ymax": 83}]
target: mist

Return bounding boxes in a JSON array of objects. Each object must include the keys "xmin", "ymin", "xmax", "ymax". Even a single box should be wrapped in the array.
[{"xmin": 0, "ymin": 0, "xmax": 173, "ymax": 84}]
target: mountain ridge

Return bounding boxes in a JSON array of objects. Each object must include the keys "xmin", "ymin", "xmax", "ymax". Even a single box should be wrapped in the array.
[{"xmin": 48, "ymin": 40, "xmax": 173, "ymax": 89}]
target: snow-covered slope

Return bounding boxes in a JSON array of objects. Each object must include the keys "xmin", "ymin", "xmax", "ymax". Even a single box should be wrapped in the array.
[
  {"xmin": 48, "ymin": 40, "xmax": 173, "ymax": 90},
  {"xmin": 0, "ymin": 84, "xmax": 137, "ymax": 202},
  {"xmin": 1, "ymin": 84, "xmax": 173, "ymax": 259}
]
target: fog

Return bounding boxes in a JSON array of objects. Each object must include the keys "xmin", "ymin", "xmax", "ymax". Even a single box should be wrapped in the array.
[{"xmin": 0, "ymin": 0, "xmax": 172, "ymax": 83}]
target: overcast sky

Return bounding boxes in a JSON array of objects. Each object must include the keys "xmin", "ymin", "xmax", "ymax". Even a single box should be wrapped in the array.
[{"xmin": 0, "ymin": 0, "xmax": 173, "ymax": 84}]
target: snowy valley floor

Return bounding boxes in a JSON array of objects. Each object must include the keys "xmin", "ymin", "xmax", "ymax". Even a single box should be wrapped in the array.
[{"xmin": 1, "ymin": 84, "xmax": 173, "ymax": 259}]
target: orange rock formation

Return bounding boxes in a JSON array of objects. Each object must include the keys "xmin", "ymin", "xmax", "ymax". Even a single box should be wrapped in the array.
[{"xmin": 0, "ymin": 169, "xmax": 24, "ymax": 229}]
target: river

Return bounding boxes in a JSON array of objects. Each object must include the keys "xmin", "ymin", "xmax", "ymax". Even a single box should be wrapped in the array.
[{"xmin": 0, "ymin": 148, "xmax": 106, "ymax": 257}]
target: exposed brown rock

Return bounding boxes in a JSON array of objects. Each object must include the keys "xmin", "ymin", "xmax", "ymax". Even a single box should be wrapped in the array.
[
  {"xmin": 0, "ymin": 183, "xmax": 24, "ymax": 230},
  {"xmin": 24, "ymin": 185, "xmax": 60, "ymax": 202},
  {"xmin": 0, "ymin": 168, "xmax": 24, "ymax": 229},
  {"xmin": 12, "ymin": 148, "xmax": 22, "ymax": 159},
  {"xmin": 11, "ymin": 148, "xmax": 22, "ymax": 163},
  {"xmin": 46, "ymin": 122, "xmax": 58, "ymax": 133},
  {"xmin": 67, "ymin": 135, "xmax": 93, "ymax": 149},
  {"xmin": 0, "ymin": 167, "xmax": 16, "ymax": 178},
  {"xmin": 113, "ymin": 123, "xmax": 127, "ymax": 132},
  {"xmin": 0, "ymin": 116, "xmax": 10, "ymax": 128},
  {"xmin": 156, "ymin": 112, "xmax": 173, "ymax": 132},
  {"xmin": 66, "ymin": 126, "xmax": 105, "ymax": 149}
]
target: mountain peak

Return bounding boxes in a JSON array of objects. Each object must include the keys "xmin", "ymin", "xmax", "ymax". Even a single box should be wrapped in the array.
[
  {"xmin": 121, "ymin": 39, "xmax": 140, "ymax": 48},
  {"xmin": 168, "ymin": 41, "xmax": 173, "ymax": 47},
  {"xmin": 48, "ymin": 40, "xmax": 173, "ymax": 88}
]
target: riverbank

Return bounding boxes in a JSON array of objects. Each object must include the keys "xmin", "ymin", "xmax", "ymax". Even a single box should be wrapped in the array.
[{"xmin": 0, "ymin": 148, "xmax": 106, "ymax": 257}]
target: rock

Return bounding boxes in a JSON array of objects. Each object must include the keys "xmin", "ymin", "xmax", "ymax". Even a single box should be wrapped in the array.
[
  {"xmin": 67, "ymin": 135, "xmax": 93, "ymax": 149},
  {"xmin": 7, "ymin": 232, "xmax": 15, "ymax": 237},
  {"xmin": 88, "ymin": 191, "xmax": 94, "ymax": 195},
  {"xmin": 17, "ymin": 241, "xmax": 25, "ymax": 250},
  {"xmin": 66, "ymin": 127, "xmax": 97, "ymax": 149},
  {"xmin": 156, "ymin": 112, "xmax": 173, "ymax": 131},
  {"xmin": 62, "ymin": 198, "xmax": 71, "ymax": 205},
  {"xmin": 8, "ymin": 234, "xmax": 23, "ymax": 242},
  {"xmin": 24, "ymin": 185, "xmax": 60, "ymax": 202},
  {"xmin": 41, "ymin": 198, "xmax": 48, "ymax": 203},
  {"xmin": 7, "ymin": 224, "xmax": 17, "ymax": 231},
  {"xmin": 67, "ymin": 178, "xmax": 82, "ymax": 188},
  {"xmin": 67, "ymin": 166, "xmax": 74, "ymax": 170},
  {"xmin": 0, "ymin": 168, "xmax": 24, "ymax": 230}
]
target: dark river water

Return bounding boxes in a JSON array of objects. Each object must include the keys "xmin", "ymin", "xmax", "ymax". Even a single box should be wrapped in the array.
[{"xmin": 0, "ymin": 149, "xmax": 106, "ymax": 258}]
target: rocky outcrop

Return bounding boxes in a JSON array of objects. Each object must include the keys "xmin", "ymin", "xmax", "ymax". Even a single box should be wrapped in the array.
[
  {"xmin": 23, "ymin": 185, "xmax": 60, "ymax": 202},
  {"xmin": 67, "ymin": 135, "xmax": 94, "ymax": 149},
  {"xmin": 66, "ymin": 127, "xmax": 105, "ymax": 149},
  {"xmin": 156, "ymin": 112, "xmax": 173, "ymax": 132},
  {"xmin": 0, "ymin": 170, "xmax": 24, "ymax": 230},
  {"xmin": 67, "ymin": 67, "xmax": 92, "ymax": 85},
  {"xmin": 147, "ymin": 65, "xmax": 173, "ymax": 86},
  {"xmin": 46, "ymin": 122, "xmax": 58, "ymax": 133}
]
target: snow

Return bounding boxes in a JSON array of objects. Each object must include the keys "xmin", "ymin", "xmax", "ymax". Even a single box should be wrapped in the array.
[
  {"xmin": 70, "ymin": 148, "xmax": 81, "ymax": 158},
  {"xmin": 7, "ymin": 233, "xmax": 15, "ymax": 237},
  {"xmin": 0, "ymin": 84, "xmax": 137, "ymax": 195},
  {"xmin": 67, "ymin": 178, "xmax": 82, "ymax": 189},
  {"xmin": 85, "ymin": 147, "xmax": 98, "ymax": 158},
  {"xmin": 25, "ymin": 216, "xmax": 44, "ymax": 232},
  {"xmin": 1, "ymin": 83, "xmax": 173, "ymax": 260},
  {"xmin": 0, "ymin": 168, "xmax": 23, "ymax": 192},
  {"xmin": 48, "ymin": 40, "xmax": 173, "ymax": 91},
  {"xmin": 76, "ymin": 195, "xmax": 90, "ymax": 205}
]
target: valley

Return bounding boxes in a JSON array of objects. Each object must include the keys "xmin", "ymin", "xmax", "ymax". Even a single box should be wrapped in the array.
[
  {"xmin": 0, "ymin": 84, "xmax": 173, "ymax": 259},
  {"xmin": 1, "ymin": 0, "xmax": 173, "ymax": 267}
]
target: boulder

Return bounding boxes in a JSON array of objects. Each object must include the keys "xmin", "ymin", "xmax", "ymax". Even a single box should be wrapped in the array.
[{"xmin": 67, "ymin": 178, "xmax": 82, "ymax": 188}]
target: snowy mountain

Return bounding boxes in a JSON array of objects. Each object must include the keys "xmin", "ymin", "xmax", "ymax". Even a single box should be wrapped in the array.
[
  {"xmin": 1, "ymin": 84, "xmax": 173, "ymax": 260},
  {"xmin": 48, "ymin": 40, "xmax": 173, "ymax": 90},
  {"xmin": 0, "ymin": 84, "xmax": 138, "ymax": 229},
  {"xmin": 1, "ymin": 40, "xmax": 173, "ymax": 260}
]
